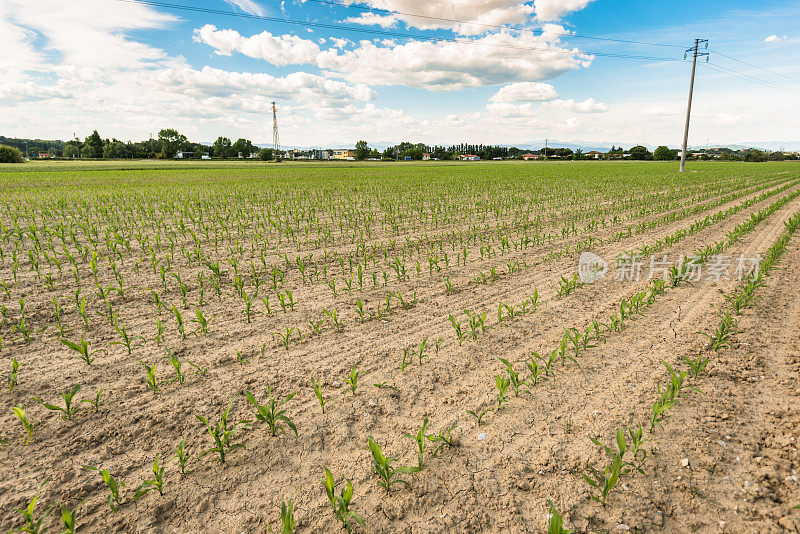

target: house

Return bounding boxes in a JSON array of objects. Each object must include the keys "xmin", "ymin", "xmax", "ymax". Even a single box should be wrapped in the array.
[
  {"xmin": 201, "ymin": 153, "xmax": 210, "ymax": 160},
  {"xmin": 175, "ymin": 150, "xmax": 192, "ymax": 159},
  {"xmin": 585, "ymin": 151, "xmax": 603, "ymax": 159},
  {"xmin": 458, "ymin": 154, "xmax": 480, "ymax": 161},
  {"xmin": 312, "ymin": 150, "xmax": 330, "ymax": 160},
  {"xmin": 332, "ymin": 149, "xmax": 356, "ymax": 160},
  {"xmin": 422, "ymin": 153, "xmax": 431, "ymax": 160},
  {"xmin": 35, "ymin": 152, "xmax": 54, "ymax": 159},
  {"xmin": 521, "ymin": 153, "xmax": 540, "ymax": 160}
]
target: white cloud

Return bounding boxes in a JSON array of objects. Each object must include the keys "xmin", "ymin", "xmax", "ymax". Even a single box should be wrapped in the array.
[
  {"xmin": 764, "ymin": 34, "xmax": 783, "ymax": 43},
  {"xmin": 317, "ymin": 30, "xmax": 592, "ymax": 90},
  {"xmin": 486, "ymin": 101, "xmax": 540, "ymax": 117},
  {"xmin": 541, "ymin": 98, "xmax": 607, "ymax": 113},
  {"xmin": 222, "ymin": 0, "xmax": 266, "ymax": 17},
  {"xmin": 490, "ymin": 82, "xmax": 559, "ymax": 103},
  {"xmin": 534, "ymin": 0, "xmax": 594, "ymax": 21},
  {"xmin": 339, "ymin": 0, "xmax": 536, "ymax": 35},
  {"xmin": 192, "ymin": 24, "xmax": 321, "ymax": 66},
  {"xmin": 342, "ymin": 13, "xmax": 398, "ymax": 28}
]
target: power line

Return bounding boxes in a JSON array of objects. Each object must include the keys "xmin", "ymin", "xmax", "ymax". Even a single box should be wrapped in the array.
[
  {"xmin": 702, "ymin": 63, "xmax": 800, "ymax": 97},
  {"xmin": 708, "ymin": 48, "xmax": 800, "ymax": 85},
  {"xmin": 301, "ymin": 0, "xmax": 686, "ymax": 49},
  {"xmin": 118, "ymin": 0, "xmax": 681, "ymax": 62}
]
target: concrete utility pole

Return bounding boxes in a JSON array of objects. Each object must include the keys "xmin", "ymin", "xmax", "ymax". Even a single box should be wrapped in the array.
[{"xmin": 680, "ymin": 38, "xmax": 708, "ymax": 173}]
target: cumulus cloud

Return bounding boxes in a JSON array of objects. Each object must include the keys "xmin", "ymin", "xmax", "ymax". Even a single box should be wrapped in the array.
[
  {"xmin": 534, "ymin": 0, "xmax": 594, "ymax": 21},
  {"xmin": 317, "ymin": 30, "xmax": 592, "ymax": 90},
  {"xmin": 342, "ymin": 13, "xmax": 398, "ymax": 28},
  {"xmin": 490, "ymin": 82, "xmax": 559, "ymax": 103},
  {"xmin": 222, "ymin": 0, "xmax": 266, "ymax": 17},
  {"xmin": 764, "ymin": 34, "xmax": 784, "ymax": 43},
  {"xmin": 193, "ymin": 24, "xmax": 321, "ymax": 66},
  {"xmin": 339, "ymin": 0, "xmax": 536, "ymax": 35},
  {"xmin": 541, "ymin": 98, "xmax": 607, "ymax": 113}
]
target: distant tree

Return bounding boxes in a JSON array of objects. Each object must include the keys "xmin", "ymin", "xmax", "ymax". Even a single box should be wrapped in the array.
[
  {"xmin": 85, "ymin": 130, "xmax": 103, "ymax": 158},
  {"xmin": 369, "ymin": 148, "xmax": 380, "ymax": 159},
  {"xmin": 0, "ymin": 145, "xmax": 24, "ymax": 163},
  {"xmin": 232, "ymin": 138, "xmax": 254, "ymax": 158},
  {"xmin": 653, "ymin": 146, "xmax": 674, "ymax": 160},
  {"xmin": 80, "ymin": 144, "xmax": 98, "ymax": 158},
  {"xmin": 381, "ymin": 147, "xmax": 396, "ymax": 160},
  {"xmin": 629, "ymin": 145, "xmax": 652, "ymax": 160},
  {"xmin": 258, "ymin": 148, "xmax": 274, "ymax": 161},
  {"xmin": 573, "ymin": 148, "xmax": 584, "ymax": 160},
  {"xmin": 157, "ymin": 129, "xmax": 187, "ymax": 158},
  {"xmin": 62, "ymin": 142, "xmax": 79, "ymax": 158},
  {"xmin": 213, "ymin": 137, "xmax": 233, "ymax": 158},
  {"xmin": 354, "ymin": 140, "xmax": 370, "ymax": 161},
  {"xmin": 744, "ymin": 148, "xmax": 766, "ymax": 162}
]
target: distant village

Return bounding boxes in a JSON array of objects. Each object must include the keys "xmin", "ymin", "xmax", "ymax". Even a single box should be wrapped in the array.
[{"xmin": 1, "ymin": 133, "xmax": 797, "ymax": 163}]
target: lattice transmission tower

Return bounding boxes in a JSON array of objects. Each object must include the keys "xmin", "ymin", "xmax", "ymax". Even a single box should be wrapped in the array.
[{"xmin": 272, "ymin": 101, "xmax": 279, "ymax": 152}]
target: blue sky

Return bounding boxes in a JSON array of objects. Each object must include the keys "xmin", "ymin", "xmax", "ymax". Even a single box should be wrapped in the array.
[{"xmin": 1, "ymin": 0, "xmax": 799, "ymax": 148}]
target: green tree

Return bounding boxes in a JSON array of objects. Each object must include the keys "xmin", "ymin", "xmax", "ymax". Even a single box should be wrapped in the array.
[
  {"xmin": 354, "ymin": 140, "xmax": 370, "ymax": 161},
  {"xmin": 0, "ymin": 144, "xmax": 24, "ymax": 163},
  {"xmin": 80, "ymin": 144, "xmax": 98, "ymax": 158},
  {"xmin": 653, "ymin": 146, "xmax": 674, "ymax": 160},
  {"xmin": 85, "ymin": 130, "xmax": 103, "ymax": 158},
  {"xmin": 158, "ymin": 129, "xmax": 187, "ymax": 158},
  {"xmin": 258, "ymin": 148, "xmax": 274, "ymax": 161},
  {"xmin": 213, "ymin": 137, "xmax": 233, "ymax": 159},
  {"xmin": 628, "ymin": 145, "xmax": 652, "ymax": 160},
  {"xmin": 62, "ymin": 142, "xmax": 80, "ymax": 158},
  {"xmin": 232, "ymin": 138, "xmax": 254, "ymax": 158}
]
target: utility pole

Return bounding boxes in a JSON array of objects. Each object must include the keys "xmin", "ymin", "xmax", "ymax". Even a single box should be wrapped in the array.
[{"xmin": 680, "ymin": 38, "xmax": 708, "ymax": 173}]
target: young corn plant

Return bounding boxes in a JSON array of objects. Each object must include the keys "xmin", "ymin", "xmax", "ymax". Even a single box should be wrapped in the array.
[
  {"xmin": 273, "ymin": 327, "xmax": 298, "ymax": 350},
  {"xmin": 701, "ymin": 311, "xmax": 739, "ymax": 351},
  {"xmin": 346, "ymin": 363, "xmax": 366, "ymax": 396},
  {"xmin": 173, "ymin": 438, "xmax": 193, "ymax": 475},
  {"xmin": 139, "ymin": 361, "xmax": 159, "ymax": 394},
  {"xmin": 495, "ymin": 375, "xmax": 511, "ymax": 411},
  {"xmin": 404, "ymin": 417, "xmax": 428, "ymax": 468},
  {"xmin": 466, "ymin": 407, "xmax": 493, "ymax": 426},
  {"xmin": 110, "ymin": 320, "xmax": 144, "ymax": 354},
  {"xmin": 3, "ymin": 355, "xmax": 24, "ymax": 391},
  {"xmin": 61, "ymin": 337, "xmax": 105, "ymax": 365},
  {"xmin": 12, "ymin": 405, "xmax": 34, "ymax": 445},
  {"xmin": 324, "ymin": 309, "xmax": 343, "ymax": 332},
  {"xmin": 425, "ymin": 423, "xmax": 461, "ymax": 457},
  {"xmin": 245, "ymin": 387, "xmax": 298, "ymax": 437},
  {"xmin": 322, "ymin": 467, "xmax": 365, "ymax": 533},
  {"xmin": 80, "ymin": 388, "xmax": 105, "ymax": 413},
  {"xmin": 82, "ymin": 466, "xmax": 125, "ymax": 513},
  {"xmin": 34, "ymin": 384, "xmax": 81, "ymax": 420},
  {"xmin": 448, "ymin": 314, "xmax": 464, "ymax": 346},
  {"xmin": 58, "ymin": 500, "xmax": 85, "ymax": 534},
  {"xmin": 546, "ymin": 500, "xmax": 573, "ymax": 534},
  {"xmin": 191, "ymin": 309, "xmax": 210, "ymax": 335},
  {"xmin": 367, "ymin": 436, "xmax": 420, "ymax": 493},
  {"xmin": 9, "ymin": 479, "xmax": 55, "ymax": 534},
  {"xmin": 132, "ymin": 455, "xmax": 165, "ymax": 499},
  {"xmin": 581, "ymin": 428, "xmax": 626, "ymax": 507},
  {"xmin": 311, "ymin": 377, "xmax": 328, "ymax": 413},
  {"xmin": 682, "ymin": 353, "xmax": 711, "ymax": 378},
  {"xmin": 499, "ymin": 358, "xmax": 525, "ymax": 396},
  {"xmin": 195, "ymin": 396, "xmax": 250, "ymax": 463},
  {"xmin": 276, "ymin": 498, "xmax": 296, "ymax": 534}
]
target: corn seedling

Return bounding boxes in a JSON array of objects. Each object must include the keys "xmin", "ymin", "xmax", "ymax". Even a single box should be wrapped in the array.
[
  {"xmin": 3, "ymin": 355, "xmax": 23, "ymax": 391},
  {"xmin": 110, "ymin": 319, "xmax": 144, "ymax": 354},
  {"xmin": 582, "ymin": 429, "xmax": 626, "ymax": 507},
  {"xmin": 448, "ymin": 314, "xmax": 464, "ymax": 345},
  {"xmin": 9, "ymin": 479, "xmax": 55, "ymax": 534},
  {"xmin": 425, "ymin": 422, "xmax": 461, "ymax": 457},
  {"xmin": 499, "ymin": 358, "xmax": 524, "ymax": 396},
  {"xmin": 682, "ymin": 353, "xmax": 711, "ymax": 378},
  {"xmin": 245, "ymin": 387, "xmax": 298, "ymax": 437},
  {"xmin": 324, "ymin": 309, "xmax": 343, "ymax": 332},
  {"xmin": 172, "ymin": 305, "xmax": 187, "ymax": 339},
  {"xmin": 466, "ymin": 407, "xmax": 493, "ymax": 425},
  {"xmin": 34, "ymin": 383, "xmax": 81, "ymax": 420},
  {"xmin": 557, "ymin": 274, "xmax": 583, "ymax": 297},
  {"xmin": 367, "ymin": 435, "xmax": 420, "ymax": 493},
  {"xmin": 80, "ymin": 388, "xmax": 105, "ymax": 413},
  {"xmin": 192, "ymin": 309, "xmax": 210, "ymax": 335},
  {"xmin": 322, "ymin": 467, "xmax": 365, "ymax": 533},
  {"xmin": 274, "ymin": 498, "xmax": 296, "ymax": 534},
  {"xmin": 195, "ymin": 396, "xmax": 250, "ymax": 463},
  {"xmin": 12, "ymin": 405, "xmax": 34, "ymax": 444},
  {"xmin": 312, "ymin": 377, "xmax": 328, "ymax": 413},
  {"xmin": 139, "ymin": 361, "xmax": 159, "ymax": 393},
  {"xmin": 374, "ymin": 381, "xmax": 399, "ymax": 392},
  {"xmin": 174, "ymin": 438, "xmax": 193, "ymax": 475},
  {"xmin": 546, "ymin": 500, "xmax": 573, "ymax": 534},
  {"xmin": 404, "ymin": 417, "xmax": 428, "ymax": 468},
  {"xmin": 346, "ymin": 363, "xmax": 366, "ymax": 395},
  {"xmin": 132, "ymin": 455, "xmax": 165, "ymax": 499},
  {"xmin": 82, "ymin": 466, "xmax": 125, "ymax": 512},
  {"xmin": 701, "ymin": 311, "xmax": 739, "ymax": 351},
  {"xmin": 61, "ymin": 336, "xmax": 105, "ymax": 365},
  {"xmin": 58, "ymin": 500, "xmax": 85, "ymax": 534},
  {"xmin": 495, "ymin": 374, "xmax": 510, "ymax": 411},
  {"xmin": 399, "ymin": 348, "xmax": 413, "ymax": 372},
  {"xmin": 188, "ymin": 361, "xmax": 208, "ymax": 377},
  {"xmin": 168, "ymin": 353, "xmax": 185, "ymax": 385},
  {"xmin": 274, "ymin": 327, "xmax": 298, "ymax": 350}
]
